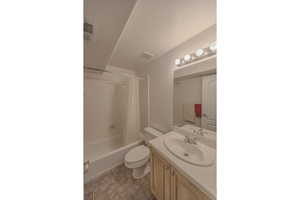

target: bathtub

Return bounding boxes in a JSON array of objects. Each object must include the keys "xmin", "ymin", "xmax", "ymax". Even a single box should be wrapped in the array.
[{"xmin": 84, "ymin": 138, "xmax": 142, "ymax": 183}]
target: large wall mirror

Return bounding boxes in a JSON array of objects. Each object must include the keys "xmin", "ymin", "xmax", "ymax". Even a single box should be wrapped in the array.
[{"xmin": 173, "ymin": 57, "xmax": 216, "ymax": 131}]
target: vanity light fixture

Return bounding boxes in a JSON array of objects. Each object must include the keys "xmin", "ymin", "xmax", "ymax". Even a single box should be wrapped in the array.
[
  {"xmin": 175, "ymin": 58, "xmax": 181, "ymax": 65},
  {"xmin": 195, "ymin": 48, "xmax": 204, "ymax": 57},
  {"xmin": 209, "ymin": 42, "xmax": 217, "ymax": 52},
  {"xmin": 184, "ymin": 54, "xmax": 191, "ymax": 61},
  {"xmin": 175, "ymin": 41, "xmax": 216, "ymax": 67}
]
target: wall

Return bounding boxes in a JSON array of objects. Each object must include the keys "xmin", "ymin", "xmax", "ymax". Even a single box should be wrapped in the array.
[
  {"xmin": 136, "ymin": 25, "xmax": 216, "ymax": 132},
  {"xmin": 139, "ymin": 74, "xmax": 149, "ymax": 130}
]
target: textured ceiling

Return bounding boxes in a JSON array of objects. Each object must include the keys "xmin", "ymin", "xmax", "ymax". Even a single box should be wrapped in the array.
[
  {"xmin": 109, "ymin": 0, "xmax": 216, "ymax": 69},
  {"xmin": 85, "ymin": 0, "xmax": 216, "ymax": 70},
  {"xmin": 84, "ymin": 0, "xmax": 137, "ymax": 69}
]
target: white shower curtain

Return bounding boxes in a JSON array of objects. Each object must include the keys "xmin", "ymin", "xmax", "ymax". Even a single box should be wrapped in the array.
[{"xmin": 123, "ymin": 77, "xmax": 140, "ymax": 145}]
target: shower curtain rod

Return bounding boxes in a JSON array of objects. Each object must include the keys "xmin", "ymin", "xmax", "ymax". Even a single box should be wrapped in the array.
[
  {"xmin": 84, "ymin": 65, "xmax": 145, "ymax": 80},
  {"xmin": 84, "ymin": 66, "xmax": 112, "ymax": 73}
]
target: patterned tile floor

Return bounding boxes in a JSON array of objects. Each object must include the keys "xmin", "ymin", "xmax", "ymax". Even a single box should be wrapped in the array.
[{"xmin": 84, "ymin": 164, "xmax": 156, "ymax": 200}]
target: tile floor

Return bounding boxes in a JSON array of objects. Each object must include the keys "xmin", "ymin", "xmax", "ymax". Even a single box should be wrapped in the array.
[{"xmin": 84, "ymin": 164, "xmax": 156, "ymax": 200}]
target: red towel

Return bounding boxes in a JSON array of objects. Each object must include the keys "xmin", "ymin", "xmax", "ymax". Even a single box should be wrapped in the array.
[{"xmin": 195, "ymin": 104, "xmax": 201, "ymax": 117}]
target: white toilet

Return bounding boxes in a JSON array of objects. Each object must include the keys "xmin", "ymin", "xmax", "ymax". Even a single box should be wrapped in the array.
[{"xmin": 124, "ymin": 127, "xmax": 162, "ymax": 179}]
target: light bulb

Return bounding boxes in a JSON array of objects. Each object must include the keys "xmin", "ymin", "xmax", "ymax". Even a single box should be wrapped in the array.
[
  {"xmin": 175, "ymin": 58, "xmax": 181, "ymax": 65},
  {"xmin": 195, "ymin": 49, "xmax": 204, "ymax": 57},
  {"xmin": 184, "ymin": 54, "xmax": 191, "ymax": 61},
  {"xmin": 209, "ymin": 42, "xmax": 216, "ymax": 52}
]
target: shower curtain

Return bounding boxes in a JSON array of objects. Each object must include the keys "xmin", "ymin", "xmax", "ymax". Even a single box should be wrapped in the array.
[{"xmin": 123, "ymin": 77, "xmax": 141, "ymax": 144}]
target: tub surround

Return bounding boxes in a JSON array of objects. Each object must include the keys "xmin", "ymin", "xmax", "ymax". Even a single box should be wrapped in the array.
[{"xmin": 149, "ymin": 131, "xmax": 216, "ymax": 200}]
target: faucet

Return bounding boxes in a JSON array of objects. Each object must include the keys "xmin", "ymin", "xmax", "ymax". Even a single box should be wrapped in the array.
[
  {"xmin": 184, "ymin": 129, "xmax": 198, "ymax": 145},
  {"xmin": 196, "ymin": 128, "xmax": 205, "ymax": 136},
  {"xmin": 184, "ymin": 135, "xmax": 197, "ymax": 145},
  {"xmin": 183, "ymin": 128, "xmax": 206, "ymax": 145}
]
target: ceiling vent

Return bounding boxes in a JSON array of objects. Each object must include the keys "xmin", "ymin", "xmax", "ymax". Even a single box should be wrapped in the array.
[{"xmin": 141, "ymin": 51, "xmax": 154, "ymax": 60}]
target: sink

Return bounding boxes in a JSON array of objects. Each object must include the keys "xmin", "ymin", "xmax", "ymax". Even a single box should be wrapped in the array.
[
  {"xmin": 164, "ymin": 134, "xmax": 215, "ymax": 166},
  {"xmin": 196, "ymin": 133, "xmax": 216, "ymax": 149},
  {"xmin": 174, "ymin": 125, "xmax": 216, "ymax": 148}
]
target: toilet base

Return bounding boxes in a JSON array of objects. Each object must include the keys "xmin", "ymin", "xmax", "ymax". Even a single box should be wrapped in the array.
[{"xmin": 132, "ymin": 162, "xmax": 151, "ymax": 179}]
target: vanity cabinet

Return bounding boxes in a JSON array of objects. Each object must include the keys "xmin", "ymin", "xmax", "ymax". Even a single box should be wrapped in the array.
[
  {"xmin": 151, "ymin": 151, "xmax": 166, "ymax": 200},
  {"xmin": 151, "ymin": 149, "xmax": 211, "ymax": 200}
]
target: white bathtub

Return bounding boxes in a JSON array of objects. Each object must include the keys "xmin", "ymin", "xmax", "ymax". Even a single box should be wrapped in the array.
[{"xmin": 84, "ymin": 139, "xmax": 142, "ymax": 183}]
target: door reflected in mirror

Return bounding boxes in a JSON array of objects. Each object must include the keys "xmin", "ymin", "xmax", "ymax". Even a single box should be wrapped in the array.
[{"xmin": 173, "ymin": 63, "xmax": 216, "ymax": 131}]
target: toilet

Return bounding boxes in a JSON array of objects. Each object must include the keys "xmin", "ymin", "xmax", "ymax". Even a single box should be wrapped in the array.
[{"xmin": 124, "ymin": 127, "xmax": 162, "ymax": 179}]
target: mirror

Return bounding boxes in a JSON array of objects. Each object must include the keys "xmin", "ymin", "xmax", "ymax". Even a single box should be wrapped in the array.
[{"xmin": 173, "ymin": 57, "xmax": 216, "ymax": 131}]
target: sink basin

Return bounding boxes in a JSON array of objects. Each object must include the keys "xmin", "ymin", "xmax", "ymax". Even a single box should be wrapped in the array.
[
  {"xmin": 164, "ymin": 134, "xmax": 215, "ymax": 166},
  {"xmin": 174, "ymin": 125, "xmax": 216, "ymax": 148}
]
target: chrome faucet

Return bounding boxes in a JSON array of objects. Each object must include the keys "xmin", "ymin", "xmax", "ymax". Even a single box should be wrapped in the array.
[
  {"xmin": 196, "ymin": 128, "xmax": 205, "ymax": 136},
  {"xmin": 184, "ymin": 135, "xmax": 197, "ymax": 145},
  {"xmin": 184, "ymin": 129, "xmax": 198, "ymax": 145},
  {"xmin": 183, "ymin": 128, "xmax": 206, "ymax": 145}
]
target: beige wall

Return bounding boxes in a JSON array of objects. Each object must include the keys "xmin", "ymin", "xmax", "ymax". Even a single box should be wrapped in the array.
[
  {"xmin": 139, "ymin": 74, "xmax": 149, "ymax": 130},
  {"xmin": 137, "ymin": 25, "xmax": 216, "ymax": 132}
]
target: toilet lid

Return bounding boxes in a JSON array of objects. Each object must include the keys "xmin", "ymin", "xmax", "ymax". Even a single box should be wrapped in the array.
[{"xmin": 125, "ymin": 145, "xmax": 150, "ymax": 163}]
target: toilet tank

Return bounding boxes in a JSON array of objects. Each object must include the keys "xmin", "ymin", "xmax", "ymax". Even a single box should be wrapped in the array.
[{"xmin": 143, "ymin": 127, "xmax": 163, "ymax": 143}]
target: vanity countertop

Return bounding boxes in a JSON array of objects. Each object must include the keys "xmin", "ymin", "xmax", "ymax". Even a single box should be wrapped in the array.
[{"xmin": 149, "ymin": 131, "xmax": 216, "ymax": 200}]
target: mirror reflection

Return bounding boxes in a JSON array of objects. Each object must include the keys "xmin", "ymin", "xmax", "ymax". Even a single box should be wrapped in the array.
[{"xmin": 173, "ymin": 60, "xmax": 216, "ymax": 131}]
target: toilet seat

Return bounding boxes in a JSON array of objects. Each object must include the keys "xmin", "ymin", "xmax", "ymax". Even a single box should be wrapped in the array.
[{"xmin": 125, "ymin": 145, "xmax": 150, "ymax": 168}]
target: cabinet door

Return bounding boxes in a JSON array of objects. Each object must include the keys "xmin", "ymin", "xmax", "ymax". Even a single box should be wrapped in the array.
[
  {"xmin": 164, "ymin": 164, "xmax": 172, "ymax": 200},
  {"xmin": 172, "ymin": 170, "xmax": 210, "ymax": 200},
  {"xmin": 151, "ymin": 150, "xmax": 210, "ymax": 200},
  {"xmin": 151, "ymin": 150, "xmax": 172, "ymax": 200},
  {"xmin": 151, "ymin": 151, "xmax": 165, "ymax": 200}
]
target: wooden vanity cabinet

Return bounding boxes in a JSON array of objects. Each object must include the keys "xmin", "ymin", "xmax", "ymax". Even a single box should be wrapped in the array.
[
  {"xmin": 151, "ymin": 149, "xmax": 211, "ymax": 200},
  {"xmin": 151, "ymin": 151, "xmax": 165, "ymax": 200}
]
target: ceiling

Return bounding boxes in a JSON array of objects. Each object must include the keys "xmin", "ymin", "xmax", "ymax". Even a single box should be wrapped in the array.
[
  {"xmin": 84, "ymin": 0, "xmax": 216, "ymax": 70},
  {"xmin": 84, "ymin": 0, "xmax": 137, "ymax": 69}
]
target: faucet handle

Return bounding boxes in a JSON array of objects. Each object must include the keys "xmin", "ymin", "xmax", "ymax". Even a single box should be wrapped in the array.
[
  {"xmin": 184, "ymin": 136, "xmax": 189, "ymax": 143},
  {"xmin": 192, "ymin": 129, "xmax": 199, "ymax": 137},
  {"xmin": 196, "ymin": 128, "xmax": 204, "ymax": 136}
]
